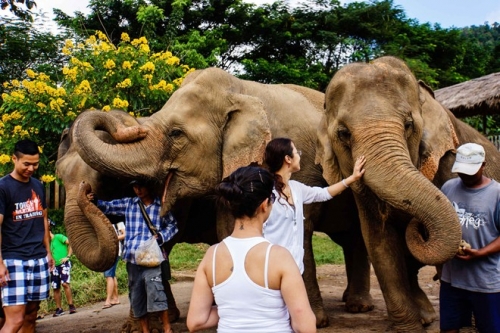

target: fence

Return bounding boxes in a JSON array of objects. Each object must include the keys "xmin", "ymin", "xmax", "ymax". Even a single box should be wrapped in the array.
[{"xmin": 488, "ymin": 135, "xmax": 500, "ymax": 151}]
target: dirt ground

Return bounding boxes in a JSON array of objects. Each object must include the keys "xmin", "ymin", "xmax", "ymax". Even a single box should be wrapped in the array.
[{"xmin": 33, "ymin": 264, "xmax": 455, "ymax": 333}]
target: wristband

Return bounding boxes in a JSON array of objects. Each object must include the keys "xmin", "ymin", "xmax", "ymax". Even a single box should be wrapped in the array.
[{"xmin": 342, "ymin": 179, "xmax": 349, "ymax": 188}]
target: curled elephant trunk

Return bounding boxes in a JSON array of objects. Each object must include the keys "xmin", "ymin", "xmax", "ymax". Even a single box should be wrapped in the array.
[
  {"xmin": 360, "ymin": 148, "xmax": 461, "ymax": 265},
  {"xmin": 73, "ymin": 110, "xmax": 162, "ymax": 179},
  {"xmin": 64, "ymin": 182, "xmax": 119, "ymax": 272}
]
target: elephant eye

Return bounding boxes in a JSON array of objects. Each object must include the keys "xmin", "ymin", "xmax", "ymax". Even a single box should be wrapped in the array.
[
  {"xmin": 337, "ymin": 126, "xmax": 351, "ymax": 145},
  {"xmin": 168, "ymin": 129, "xmax": 183, "ymax": 138}
]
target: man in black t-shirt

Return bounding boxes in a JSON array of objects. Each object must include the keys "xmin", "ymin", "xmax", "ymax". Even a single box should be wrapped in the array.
[{"xmin": 0, "ymin": 139, "xmax": 54, "ymax": 333}]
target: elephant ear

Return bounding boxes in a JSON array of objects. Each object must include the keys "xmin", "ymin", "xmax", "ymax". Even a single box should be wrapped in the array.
[
  {"xmin": 418, "ymin": 81, "xmax": 459, "ymax": 181},
  {"xmin": 222, "ymin": 93, "xmax": 272, "ymax": 178},
  {"xmin": 315, "ymin": 115, "xmax": 342, "ymax": 184}
]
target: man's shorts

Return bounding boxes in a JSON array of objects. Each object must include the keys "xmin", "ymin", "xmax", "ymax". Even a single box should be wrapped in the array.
[
  {"xmin": 50, "ymin": 261, "xmax": 72, "ymax": 289},
  {"xmin": 440, "ymin": 281, "xmax": 500, "ymax": 333},
  {"xmin": 103, "ymin": 257, "xmax": 119, "ymax": 278},
  {"xmin": 1, "ymin": 258, "xmax": 50, "ymax": 306},
  {"xmin": 126, "ymin": 262, "xmax": 168, "ymax": 318}
]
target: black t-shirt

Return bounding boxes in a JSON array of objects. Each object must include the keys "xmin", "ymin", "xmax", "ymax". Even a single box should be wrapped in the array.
[{"xmin": 0, "ymin": 175, "xmax": 47, "ymax": 260}]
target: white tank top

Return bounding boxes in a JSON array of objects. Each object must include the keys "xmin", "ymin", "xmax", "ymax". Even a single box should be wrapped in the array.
[{"xmin": 212, "ymin": 236, "xmax": 293, "ymax": 333}]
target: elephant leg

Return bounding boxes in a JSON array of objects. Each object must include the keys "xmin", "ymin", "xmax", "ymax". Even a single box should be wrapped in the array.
[
  {"xmin": 408, "ymin": 260, "xmax": 437, "ymax": 325},
  {"xmin": 121, "ymin": 308, "xmax": 143, "ymax": 333},
  {"xmin": 360, "ymin": 212, "xmax": 426, "ymax": 332},
  {"xmin": 331, "ymin": 230, "xmax": 373, "ymax": 313},
  {"xmin": 303, "ymin": 223, "xmax": 329, "ymax": 328}
]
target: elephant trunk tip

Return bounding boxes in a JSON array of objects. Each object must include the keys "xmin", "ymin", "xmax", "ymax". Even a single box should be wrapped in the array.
[{"xmin": 406, "ymin": 218, "xmax": 461, "ymax": 265}]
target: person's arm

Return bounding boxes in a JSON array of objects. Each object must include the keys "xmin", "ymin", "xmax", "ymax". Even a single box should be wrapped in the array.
[
  {"xmin": 157, "ymin": 212, "xmax": 179, "ymax": 245},
  {"xmin": 273, "ymin": 246, "xmax": 316, "ymax": 333},
  {"xmin": 0, "ymin": 214, "xmax": 9, "ymax": 286},
  {"xmin": 61, "ymin": 238, "xmax": 73, "ymax": 263},
  {"xmin": 43, "ymin": 210, "xmax": 55, "ymax": 271},
  {"xmin": 457, "ymin": 236, "xmax": 500, "ymax": 261},
  {"xmin": 326, "ymin": 155, "xmax": 366, "ymax": 197},
  {"xmin": 186, "ymin": 247, "xmax": 219, "ymax": 332}
]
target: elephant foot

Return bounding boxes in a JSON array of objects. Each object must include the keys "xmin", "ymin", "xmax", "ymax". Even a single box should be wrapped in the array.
[
  {"xmin": 168, "ymin": 307, "xmax": 180, "ymax": 323},
  {"xmin": 419, "ymin": 304, "xmax": 437, "ymax": 326},
  {"xmin": 385, "ymin": 322, "xmax": 426, "ymax": 333},
  {"xmin": 344, "ymin": 294, "xmax": 374, "ymax": 313},
  {"xmin": 313, "ymin": 306, "xmax": 329, "ymax": 328}
]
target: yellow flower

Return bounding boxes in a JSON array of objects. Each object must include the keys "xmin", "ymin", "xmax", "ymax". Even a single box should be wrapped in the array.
[
  {"xmin": 38, "ymin": 73, "xmax": 50, "ymax": 81},
  {"xmin": 104, "ymin": 59, "xmax": 116, "ymax": 70},
  {"xmin": 112, "ymin": 98, "xmax": 129, "ymax": 109},
  {"xmin": 97, "ymin": 31, "xmax": 108, "ymax": 41},
  {"xmin": 26, "ymin": 69, "xmax": 36, "ymax": 78},
  {"xmin": 75, "ymin": 80, "xmax": 92, "ymax": 95},
  {"xmin": 121, "ymin": 33, "xmax": 130, "ymax": 42},
  {"xmin": 38, "ymin": 146, "xmax": 43, "ymax": 154},
  {"xmin": 116, "ymin": 78, "xmax": 132, "ymax": 89},
  {"xmin": 0, "ymin": 154, "xmax": 10, "ymax": 165},
  {"xmin": 40, "ymin": 174, "xmax": 56, "ymax": 183},
  {"xmin": 122, "ymin": 61, "xmax": 132, "ymax": 70},
  {"xmin": 139, "ymin": 44, "xmax": 150, "ymax": 53},
  {"xmin": 102, "ymin": 105, "xmax": 111, "ymax": 112},
  {"xmin": 139, "ymin": 62, "xmax": 155, "ymax": 72},
  {"xmin": 2, "ymin": 82, "xmax": 9, "ymax": 88},
  {"xmin": 65, "ymin": 39, "xmax": 74, "ymax": 48},
  {"xmin": 62, "ymin": 47, "xmax": 71, "ymax": 55},
  {"xmin": 166, "ymin": 56, "xmax": 180, "ymax": 66},
  {"xmin": 11, "ymin": 80, "xmax": 20, "ymax": 87},
  {"xmin": 37, "ymin": 102, "xmax": 47, "ymax": 109},
  {"xmin": 66, "ymin": 111, "xmax": 77, "ymax": 120},
  {"xmin": 13, "ymin": 125, "xmax": 22, "ymax": 135}
]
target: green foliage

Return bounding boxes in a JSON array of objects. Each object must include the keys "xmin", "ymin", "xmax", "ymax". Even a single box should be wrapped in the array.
[
  {"xmin": 312, "ymin": 232, "xmax": 345, "ymax": 265},
  {"xmin": 0, "ymin": 30, "xmax": 193, "ymax": 179},
  {"xmin": 0, "ymin": 0, "xmax": 36, "ymax": 21},
  {"xmin": 169, "ymin": 242, "xmax": 210, "ymax": 271}
]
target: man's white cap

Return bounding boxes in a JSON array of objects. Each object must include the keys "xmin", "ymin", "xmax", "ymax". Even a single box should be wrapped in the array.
[{"xmin": 451, "ymin": 143, "xmax": 485, "ymax": 175}]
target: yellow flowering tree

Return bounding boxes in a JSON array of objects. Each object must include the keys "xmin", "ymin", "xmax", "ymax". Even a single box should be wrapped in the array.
[{"xmin": 0, "ymin": 31, "xmax": 194, "ymax": 180}]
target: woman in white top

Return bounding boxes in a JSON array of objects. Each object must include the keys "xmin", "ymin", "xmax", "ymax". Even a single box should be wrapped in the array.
[
  {"xmin": 187, "ymin": 166, "xmax": 316, "ymax": 333},
  {"xmin": 264, "ymin": 137, "xmax": 365, "ymax": 273}
]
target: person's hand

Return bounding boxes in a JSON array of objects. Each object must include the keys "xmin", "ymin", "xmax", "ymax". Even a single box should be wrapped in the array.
[
  {"xmin": 455, "ymin": 247, "xmax": 480, "ymax": 261},
  {"xmin": 61, "ymin": 256, "xmax": 69, "ymax": 264},
  {"xmin": 0, "ymin": 261, "xmax": 10, "ymax": 287},
  {"xmin": 47, "ymin": 253, "xmax": 55, "ymax": 271},
  {"xmin": 351, "ymin": 156, "xmax": 366, "ymax": 181}
]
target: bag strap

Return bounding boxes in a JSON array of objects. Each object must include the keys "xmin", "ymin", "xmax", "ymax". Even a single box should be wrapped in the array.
[{"xmin": 138, "ymin": 200, "xmax": 157, "ymax": 236}]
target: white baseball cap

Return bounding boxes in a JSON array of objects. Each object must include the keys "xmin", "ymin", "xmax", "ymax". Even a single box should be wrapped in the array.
[{"xmin": 451, "ymin": 143, "xmax": 485, "ymax": 175}]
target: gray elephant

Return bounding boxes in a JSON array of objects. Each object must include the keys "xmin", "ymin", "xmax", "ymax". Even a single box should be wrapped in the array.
[
  {"xmin": 316, "ymin": 56, "xmax": 500, "ymax": 332},
  {"xmin": 60, "ymin": 68, "xmax": 374, "ymax": 328}
]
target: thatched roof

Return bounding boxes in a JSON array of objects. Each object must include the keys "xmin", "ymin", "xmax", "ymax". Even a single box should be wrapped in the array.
[{"xmin": 434, "ymin": 72, "xmax": 500, "ymax": 118}]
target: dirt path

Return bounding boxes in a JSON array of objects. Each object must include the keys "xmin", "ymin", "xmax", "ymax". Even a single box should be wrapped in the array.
[{"xmin": 35, "ymin": 265, "xmax": 444, "ymax": 333}]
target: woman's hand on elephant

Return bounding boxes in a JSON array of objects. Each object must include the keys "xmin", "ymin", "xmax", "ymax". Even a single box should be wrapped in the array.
[{"xmin": 351, "ymin": 155, "xmax": 366, "ymax": 180}]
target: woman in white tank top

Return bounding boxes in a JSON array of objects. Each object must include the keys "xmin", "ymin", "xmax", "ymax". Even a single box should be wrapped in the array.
[{"xmin": 187, "ymin": 166, "xmax": 316, "ymax": 333}]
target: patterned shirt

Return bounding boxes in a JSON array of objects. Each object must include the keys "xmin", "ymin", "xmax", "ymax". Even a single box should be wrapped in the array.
[{"xmin": 97, "ymin": 196, "xmax": 178, "ymax": 264}]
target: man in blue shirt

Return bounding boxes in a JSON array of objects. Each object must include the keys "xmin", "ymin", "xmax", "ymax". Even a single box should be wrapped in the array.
[
  {"xmin": 89, "ymin": 180, "xmax": 177, "ymax": 333},
  {"xmin": 440, "ymin": 143, "xmax": 500, "ymax": 333}
]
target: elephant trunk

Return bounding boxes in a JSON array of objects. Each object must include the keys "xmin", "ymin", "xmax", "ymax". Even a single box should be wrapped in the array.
[
  {"xmin": 64, "ymin": 183, "xmax": 119, "ymax": 272},
  {"xmin": 73, "ymin": 111, "xmax": 162, "ymax": 179},
  {"xmin": 357, "ymin": 142, "xmax": 461, "ymax": 265}
]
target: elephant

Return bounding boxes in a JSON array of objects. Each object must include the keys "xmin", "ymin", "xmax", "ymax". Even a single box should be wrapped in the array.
[
  {"xmin": 316, "ymin": 55, "xmax": 500, "ymax": 332},
  {"xmin": 60, "ymin": 67, "xmax": 375, "ymax": 328},
  {"xmin": 56, "ymin": 111, "xmax": 219, "ymax": 332}
]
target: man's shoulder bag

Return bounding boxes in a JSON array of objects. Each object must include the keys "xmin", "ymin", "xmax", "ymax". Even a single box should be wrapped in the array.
[{"xmin": 137, "ymin": 201, "xmax": 172, "ymax": 280}]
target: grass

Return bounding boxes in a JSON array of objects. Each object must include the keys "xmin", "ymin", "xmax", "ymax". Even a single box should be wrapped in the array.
[{"xmin": 39, "ymin": 232, "xmax": 344, "ymax": 314}]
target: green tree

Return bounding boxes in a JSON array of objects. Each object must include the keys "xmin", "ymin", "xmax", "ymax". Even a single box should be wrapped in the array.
[{"xmin": 1, "ymin": 0, "xmax": 36, "ymax": 21}]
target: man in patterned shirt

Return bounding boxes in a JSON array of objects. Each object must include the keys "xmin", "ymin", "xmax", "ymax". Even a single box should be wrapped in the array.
[{"xmin": 88, "ymin": 180, "xmax": 177, "ymax": 333}]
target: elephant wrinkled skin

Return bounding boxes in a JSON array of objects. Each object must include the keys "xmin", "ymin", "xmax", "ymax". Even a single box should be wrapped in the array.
[
  {"xmin": 59, "ymin": 68, "xmax": 374, "ymax": 328},
  {"xmin": 316, "ymin": 56, "xmax": 500, "ymax": 332}
]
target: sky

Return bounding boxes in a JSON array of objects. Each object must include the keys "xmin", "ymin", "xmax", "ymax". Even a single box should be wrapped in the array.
[{"xmin": 2, "ymin": 0, "xmax": 500, "ymax": 29}]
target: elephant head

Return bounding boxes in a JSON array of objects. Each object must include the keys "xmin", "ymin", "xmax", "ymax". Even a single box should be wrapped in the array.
[
  {"xmin": 71, "ymin": 69, "xmax": 272, "ymax": 218},
  {"xmin": 316, "ymin": 56, "xmax": 461, "ymax": 266}
]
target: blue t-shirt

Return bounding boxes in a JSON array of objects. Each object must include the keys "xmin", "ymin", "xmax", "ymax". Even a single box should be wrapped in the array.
[
  {"xmin": 0, "ymin": 175, "xmax": 47, "ymax": 260},
  {"xmin": 441, "ymin": 178, "xmax": 500, "ymax": 293}
]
